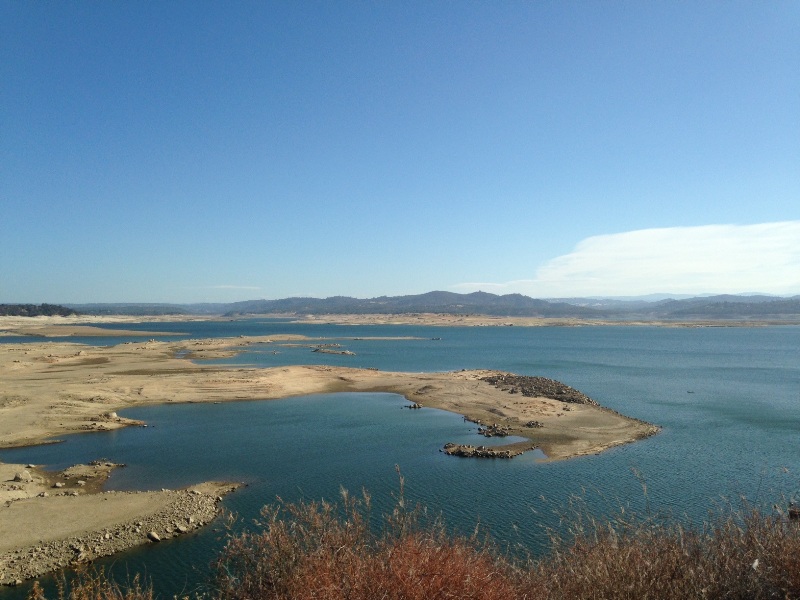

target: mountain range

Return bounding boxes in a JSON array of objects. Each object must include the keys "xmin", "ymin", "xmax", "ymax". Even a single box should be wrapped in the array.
[{"xmin": 64, "ymin": 292, "xmax": 800, "ymax": 321}]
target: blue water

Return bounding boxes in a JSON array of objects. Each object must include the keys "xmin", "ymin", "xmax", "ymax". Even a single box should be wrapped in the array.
[{"xmin": 1, "ymin": 322, "xmax": 799, "ymax": 598}]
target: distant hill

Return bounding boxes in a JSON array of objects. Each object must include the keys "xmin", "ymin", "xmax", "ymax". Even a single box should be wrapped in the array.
[
  {"xmin": 223, "ymin": 291, "xmax": 603, "ymax": 318},
  {"xmin": 66, "ymin": 302, "xmax": 236, "ymax": 316},
  {"xmin": 0, "ymin": 303, "xmax": 78, "ymax": 317},
  {"xmin": 224, "ymin": 292, "xmax": 800, "ymax": 320},
  {"xmin": 67, "ymin": 303, "xmax": 194, "ymax": 316},
  {"xmin": 654, "ymin": 296, "xmax": 800, "ymax": 319},
  {"xmin": 56, "ymin": 292, "xmax": 800, "ymax": 321},
  {"xmin": 542, "ymin": 294, "xmax": 800, "ymax": 320}
]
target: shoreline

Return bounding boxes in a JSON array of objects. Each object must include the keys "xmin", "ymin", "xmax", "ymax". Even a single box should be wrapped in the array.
[
  {"xmin": 293, "ymin": 313, "xmax": 799, "ymax": 327},
  {"xmin": 1, "ymin": 313, "xmax": 797, "ymax": 339},
  {"xmin": 0, "ymin": 330, "xmax": 658, "ymax": 585},
  {"xmin": 0, "ymin": 473, "xmax": 239, "ymax": 586},
  {"xmin": 0, "ymin": 334, "xmax": 658, "ymax": 456}
]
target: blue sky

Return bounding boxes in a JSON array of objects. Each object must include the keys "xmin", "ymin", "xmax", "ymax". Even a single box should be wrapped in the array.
[{"xmin": 2, "ymin": 2, "xmax": 798, "ymax": 303}]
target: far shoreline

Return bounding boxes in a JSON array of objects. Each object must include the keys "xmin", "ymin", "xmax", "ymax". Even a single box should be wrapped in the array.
[
  {"xmin": 1, "ymin": 313, "xmax": 798, "ymax": 339},
  {"xmin": 284, "ymin": 312, "xmax": 800, "ymax": 328}
]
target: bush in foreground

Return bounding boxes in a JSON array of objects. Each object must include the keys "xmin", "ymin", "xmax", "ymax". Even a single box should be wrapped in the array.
[
  {"xmin": 524, "ymin": 502, "xmax": 800, "ymax": 599},
  {"xmin": 28, "ymin": 486, "xmax": 800, "ymax": 600},
  {"xmin": 28, "ymin": 570, "xmax": 151, "ymax": 600},
  {"xmin": 209, "ymin": 486, "xmax": 516, "ymax": 600}
]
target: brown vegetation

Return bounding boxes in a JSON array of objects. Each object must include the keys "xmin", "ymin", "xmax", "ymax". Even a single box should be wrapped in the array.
[
  {"xmin": 27, "ymin": 570, "xmax": 152, "ymax": 600},
  {"xmin": 27, "ymin": 479, "xmax": 800, "ymax": 600},
  {"xmin": 522, "ymin": 500, "xmax": 800, "ymax": 599},
  {"xmin": 209, "ymin": 478, "xmax": 516, "ymax": 600}
]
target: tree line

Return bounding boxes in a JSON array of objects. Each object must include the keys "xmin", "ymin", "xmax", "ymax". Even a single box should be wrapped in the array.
[{"xmin": 0, "ymin": 304, "xmax": 78, "ymax": 317}]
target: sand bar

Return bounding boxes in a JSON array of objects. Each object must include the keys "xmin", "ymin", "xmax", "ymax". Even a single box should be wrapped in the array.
[
  {"xmin": 0, "ymin": 325, "xmax": 190, "ymax": 338},
  {"xmin": 0, "ymin": 314, "xmax": 219, "ymax": 338},
  {"xmin": 0, "ymin": 315, "xmax": 206, "ymax": 338}
]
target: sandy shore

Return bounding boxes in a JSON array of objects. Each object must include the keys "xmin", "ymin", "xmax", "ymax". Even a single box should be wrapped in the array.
[
  {"xmin": 0, "ymin": 334, "xmax": 657, "ymax": 457},
  {"xmin": 0, "ymin": 326, "xmax": 658, "ymax": 584},
  {"xmin": 0, "ymin": 473, "xmax": 238, "ymax": 586},
  {"xmin": 0, "ymin": 315, "xmax": 207, "ymax": 338},
  {"xmin": 0, "ymin": 313, "xmax": 788, "ymax": 338},
  {"xmin": 0, "ymin": 453, "xmax": 238, "ymax": 585},
  {"xmin": 296, "ymin": 313, "xmax": 797, "ymax": 327},
  {"xmin": 299, "ymin": 313, "xmax": 617, "ymax": 327}
]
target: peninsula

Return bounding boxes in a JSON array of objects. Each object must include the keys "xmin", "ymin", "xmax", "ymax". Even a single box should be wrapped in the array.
[
  {"xmin": 0, "ymin": 331, "xmax": 657, "ymax": 457},
  {"xmin": 0, "ymin": 319, "xmax": 658, "ymax": 585}
]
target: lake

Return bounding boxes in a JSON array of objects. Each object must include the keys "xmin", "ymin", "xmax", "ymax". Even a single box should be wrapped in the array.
[{"xmin": 2, "ymin": 321, "xmax": 799, "ymax": 597}]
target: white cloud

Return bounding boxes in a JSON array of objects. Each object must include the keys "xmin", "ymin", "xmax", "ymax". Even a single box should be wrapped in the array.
[{"xmin": 454, "ymin": 221, "xmax": 800, "ymax": 297}]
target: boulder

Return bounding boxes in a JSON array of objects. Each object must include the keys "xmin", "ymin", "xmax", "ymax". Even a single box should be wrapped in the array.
[{"xmin": 13, "ymin": 470, "xmax": 33, "ymax": 482}]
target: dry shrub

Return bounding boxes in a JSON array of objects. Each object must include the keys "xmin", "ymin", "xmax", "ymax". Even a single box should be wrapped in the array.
[
  {"xmin": 27, "ymin": 568, "xmax": 152, "ymax": 600},
  {"xmin": 523, "ymin": 503, "xmax": 800, "ymax": 599},
  {"xmin": 210, "ymin": 472, "xmax": 517, "ymax": 600},
  {"xmin": 370, "ymin": 532, "xmax": 518, "ymax": 600},
  {"xmin": 210, "ymin": 488, "xmax": 800, "ymax": 600},
  {"xmin": 700, "ymin": 507, "xmax": 800, "ymax": 598},
  {"xmin": 210, "ymin": 489, "xmax": 373, "ymax": 600},
  {"xmin": 27, "ymin": 481, "xmax": 800, "ymax": 600}
]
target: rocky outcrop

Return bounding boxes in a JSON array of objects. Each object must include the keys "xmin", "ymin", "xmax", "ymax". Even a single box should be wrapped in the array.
[
  {"xmin": 12, "ymin": 471, "xmax": 32, "ymax": 483},
  {"xmin": 0, "ymin": 483, "xmax": 239, "ymax": 586},
  {"xmin": 477, "ymin": 423, "xmax": 510, "ymax": 437},
  {"xmin": 442, "ymin": 443, "xmax": 524, "ymax": 459},
  {"xmin": 312, "ymin": 344, "xmax": 355, "ymax": 356},
  {"xmin": 480, "ymin": 373, "xmax": 598, "ymax": 405}
]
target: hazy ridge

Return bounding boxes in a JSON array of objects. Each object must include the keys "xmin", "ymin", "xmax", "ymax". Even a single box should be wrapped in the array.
[{"xmin": 57, "ymin": 291, "xmax": 800, "ymax": 321}]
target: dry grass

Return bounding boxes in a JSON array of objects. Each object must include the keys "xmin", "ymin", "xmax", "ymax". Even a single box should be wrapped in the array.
[
  {"xmin": 28, "ymin": 478, "xmax": 800, "ymax": 600},
  {"xmin": 523, "ymin": 501, "xmax": 800, "ymax": 599},
  {"xmin": 207, "ymin": 494, "xmax": 800, "ymax": 600},
  {"xmin": 209, "ymin": 470, "xmax": 517, "ymax": 600},
  {"xmin": 27, "ymin": 569, "xmax": 152, "ymax": 600}
]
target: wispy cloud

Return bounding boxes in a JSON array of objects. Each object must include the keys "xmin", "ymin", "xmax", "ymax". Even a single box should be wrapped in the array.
[{"xmin": 454, "ymin": 221, "xmax": 800, "ymax": 297}]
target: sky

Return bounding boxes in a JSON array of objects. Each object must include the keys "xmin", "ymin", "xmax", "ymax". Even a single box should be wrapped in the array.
[{"xmin": 1, "ymin": 2, "xmax": 798, "ymax": 303}]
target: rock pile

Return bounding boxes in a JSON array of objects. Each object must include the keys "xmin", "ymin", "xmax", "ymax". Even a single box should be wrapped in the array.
[
  {"xmin": 0, "ymin": 484, "xmax": 238, "ymax": 586},
  {"xmin": 477, "ymin": 423, "xmax": 510, "ymax": 437},
  {"xmin": 442, "ymin": 443, "xmax": 523, "ymax": 459},
  {"xmin": 312, "ymin": 345, "xmax": 355, "ymax": 356},
  {"xmin": 480, "ymin": 373, "xmax": 598, "ymax": 405}
]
